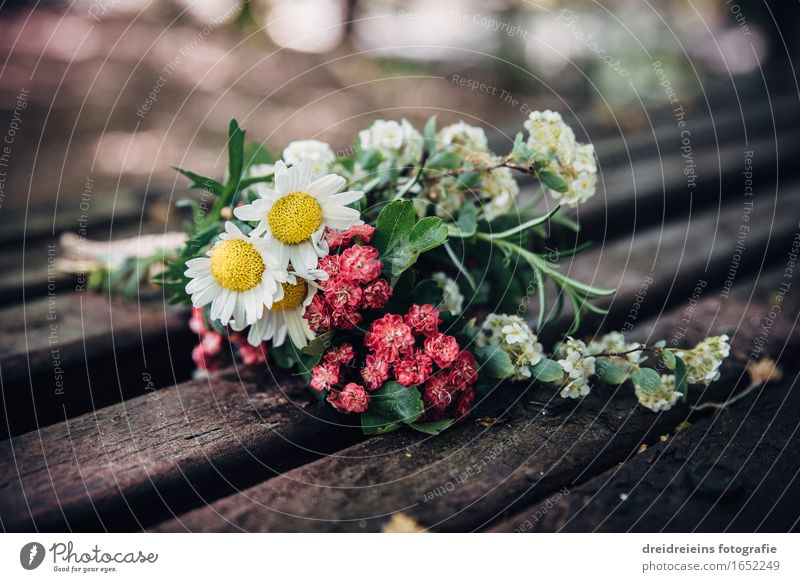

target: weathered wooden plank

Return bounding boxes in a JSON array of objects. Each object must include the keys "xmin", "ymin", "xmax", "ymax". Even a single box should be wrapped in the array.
[
  {"xmin": 0, "ymin": 292, "xmax": 193, "ymax": 437},
  {"xmin": 150, "ymin": 268, "xmax": 797, "ymax": 532},
  {"xmin": 490, "ymin": 371, "xmax": 800, "ymax": 532},
  {"xmin": 0, "ymin": 367, "xmax": 364, "ymax": 532},
  {"xmin": 539, "ymin": 182, "xmax": 800, "ymax": 341},
  {"xmin": 575, "ymin": 129, "xmax": 800, "ymax": 242},
  {"xmin": 0, "ymin": 189, "xmax": 147, "ymax": 246}
]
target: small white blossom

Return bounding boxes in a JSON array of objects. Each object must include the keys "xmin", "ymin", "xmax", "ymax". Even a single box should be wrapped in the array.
[
  {"xmin": 477, "ymin": 314, "xmax": 544, "ymax": 381},
  {"xmin": 635, "ymin": 374, "xmax": 684, "ymax": 412},
  {"xmin": 432, "ymin": 272, "xmax": 464, "ymax": 315},
  {"xmin": 587, "ymin": 331, "xmax": 642, "ymax": 365},
  {"xmin": 557, "ymin": 337, "xmax": 596, "ymax": 399},
  {"xmin": 676, "ymin": 335, "xmax": 730, "ymax": 385},
  {"xmin": 438, "ymin": 121, "xmax": 489, "ymax": 155},
  {"xmin": 358, "ymin": 119, "xmax": 423, "ymax": 167},
  {"xmin": 282, "ymin": 140, "xmax": 335, "ymax": 176},
  {"xmin": 479, "ymin": 167, "xmax": 519, "ymax": 221},
  {"xmin": 524, "ymin": 110, "xmax": 598, "ymax": 207}
]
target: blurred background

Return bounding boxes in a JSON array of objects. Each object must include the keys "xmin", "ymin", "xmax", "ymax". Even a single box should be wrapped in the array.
[{"xmin": 0, "ymin": 0, "xmax": 798, "ymax": 214}]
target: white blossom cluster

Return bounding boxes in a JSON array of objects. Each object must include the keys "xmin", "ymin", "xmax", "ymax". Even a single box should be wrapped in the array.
[
  {"xmin": 438, "ymin": 121, "xmax": 489, "ymax": 155},
  {"xmin": 432, "ymin": 272, "xmax": 464, "ymax": 315},
  {"xmin": 635, "ymin": 374, "xmax": 684, "ymax": 412},
  {"xmin": 435, "ymin": 121, "xmax": 520, "ymax": 222},
  {"xmin": 282, "ymin": 140, "xmax": 335, "ymax": 177},
  {"xmin": 676, "ymin": 335, "xmax": 731, "ymax": 385},
  {"xmin": 524, "ymin": 110, "xmax": 598, "ymax": 207},
  {"xmin": 359, "ymin": 119, "xmax": 423, "ymax": 167},
  {"xmin": 556, "ymin": 337, "xmax": 596, "ymax": 398},
  {"xmin": 476, "ymin": 313, "xmax": 545, "ymax": 381}
]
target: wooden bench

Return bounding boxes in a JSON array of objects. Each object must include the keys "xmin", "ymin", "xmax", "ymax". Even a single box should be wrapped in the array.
[{"xmin": 2, "ymin": 90, "xmax": 799, "ymax": 532}]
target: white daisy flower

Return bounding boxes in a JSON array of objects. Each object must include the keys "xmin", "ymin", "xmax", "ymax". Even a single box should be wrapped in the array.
[
  {"xmin": 239, "ymin": 272, "xmax": 322, "ymax": 349},
  {"xmin": 282, "ymin": 140, "xmax": 336, "ymax": 177},
  {"xmin": 184, "ymin": 222, "xmax": 287, "ymax": 327},
  {"xmin": 233, "ymin": 160, "xmax": 364, "ymax": 277}
]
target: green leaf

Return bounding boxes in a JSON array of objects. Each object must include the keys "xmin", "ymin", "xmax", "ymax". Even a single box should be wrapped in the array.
[
  {"xmin": 511, "ymin": 132, "xmax": 527, "ymax": 161},
  {"xmin": 631, "ymin": 367, "xmax": 661, "ymax": 393},
  {"xmin": 661, "ymin": 349, "xmax": 676, "ymax": 370},
  {"xmin": 361, "ymin": 409, "xmax": 401, "ymax": 435},
  {"xmin": 476, "ymin": 346, "xmax": 515, "ymax": 379},
  {"xmin": 426, "ymin": 150, "xmax": 461, "ymax": 170},
  {"xmin": 409, "ymin": 419, "xmax": 454, "ymax": 435},
  {"xmin": 538, "ymin": 169, "xmax": 568, "ymax": 192},
  {"xmin": 301, "ymin": 332, "xmax": 332, "ymax": 356},
  {"xmin": 459, "ymin": 170, "xmax": 482, "ymax": 189},
  {"xmin": 423, "ymin": 115, "xmax": 437, "ymax": 155},
  {"xmin": 373, "ymin": 200, "xmax": 416, "ymax": 255},
  {"xmin": 356, "ymin": 148, "xmax": 382, "ymax": 170},
  {"xmin": 369, "ymin": 382, "xmax": 424, "ymax": 424},
  {"xmin": 409, "ymin": 216, "xmax": 448, "ymax": 254},
  {"xmin": 530, "ymin": 359, "xmax": 565, "ymax": 383},
  {"xmin": 674, "ymin": 356, "xmax": 688, "ymax": 396},
  {"xmin": 375, "ymin": 202, "xmax": 447, "ymax": 279},
  {"xmin": 175, "ymin": 167, "xmax": 225, "ymax": 196},
  {"xmin": 594, "ymin": 359, "xmax": 628, "ymax": 384},
  {"xmin": 225, "ymin": 118, "xmax": 245, "ymax": 193},
  {"xmin": 457, "ymin": 200, "xmax": 478, "ymax": 237}
]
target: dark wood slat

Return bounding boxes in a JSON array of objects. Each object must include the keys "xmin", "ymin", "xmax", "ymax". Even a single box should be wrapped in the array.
[
  {"xmin": 0, "ymin": 189, "xmax": 147, "ymax": 246},
  {"xmin": 0, "ymin": 367, "xmax": 364, "ymax": 532},
  {"xmin": 0, "ymin": 293, "xmax": 193, "ymax": 437},
  {"xmin": 151, "ymin": 270, "xmax": 796, "ymax": 532},
  {"xmin": 490, "ymin": 372, "xmax": 800, "ymax": 532},
  {"xmin": 575, "ymin": 128, "xmax": 800, "ymax": 242},
  {"xmin": 539, "ymin": 182, "xmax": 800, "ymax": 341}
]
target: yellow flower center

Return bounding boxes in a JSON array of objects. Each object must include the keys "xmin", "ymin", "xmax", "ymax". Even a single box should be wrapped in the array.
[
  {"xmin": 267, "ymin": 192, "xmax": 323, "ymax": 244},
  {"xmin": 270, "ymin": 280, "xmax": 307, "ymax": 311},
  {"xmin": 210, "ymin": 239, "xmax": 265, "ymax": 292}
]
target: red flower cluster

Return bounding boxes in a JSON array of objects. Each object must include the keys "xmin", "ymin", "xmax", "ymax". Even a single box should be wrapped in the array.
[
  {"xmin": 304, "ymin": 225, "xmax": 392, "ymax": 334},
  {"xmin": 311, "ymin": 301, "xmax": 478, "ymax": 421}
]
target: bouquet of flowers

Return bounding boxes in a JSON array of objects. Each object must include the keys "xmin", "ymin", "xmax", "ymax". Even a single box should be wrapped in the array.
[{"xmin": 154, "ymin": 112, "xmax": 730, "ymax": 435}]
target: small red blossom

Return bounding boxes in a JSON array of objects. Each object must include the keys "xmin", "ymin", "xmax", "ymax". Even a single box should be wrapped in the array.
[
  {"xmin": 424, "ymin": 332, "xmax": 460, "ymax": 368},
  {"xmin": 326, "ymin": 279, "xmax": 362, "ymax": 310},
  {"xmin": 237, "ymin": 342, "xmax": 267, "ymax": 365},
  {"xmin": 317, "ymin": 254, "xmax": 341, "ymax": 283},
  {"xmin": 331, "ymin": 308, "xmax": 362, "ymax": 330},
  {"xmin": 311, "ymin": 361, "xmax": 340, "ymax": 392},
  {"xmin": 394, "ymin": 349, "xmax": 434, "ymax": 387},
  {"xmin": 405, "ymin": 304, "xmax": 441, "ymax": 336},
  {"xmin": 361, "ymin": 354, "xmax": 390, "ymax": 390},
  {"xmin": 305, "ymin": 294, "xmax": 332, "ymax": 332},
  {"xmin": 326, "ymin": 224, "xmax": 375, "ymax": 247},
  {"xmin": 328, "ymin": 382, "xmax": 370, "ymax": 413},
  {"xmin": 339, "ymin": 245, "xmax": 382, "ymax": 283},
  {"xmin": 448, "ymin": 350, "xmax": 478, "ymax": 390},
  {"xmin": 365, "ymin": 314, "xmax": 415, "ymax": 363},
  {"xmin": 361, "ymin": 278, "xmax": 393, "ymax": 309},
  {"xmin": 189, "ymin": 307, "xmax": 207, "ymax": 335},
  {"xmin": 423, "ymin": 375, "xmax": 454, "ymax": 419},
  {"xmin": 324, "ymin": 342, "xmax": 355, "ymax": 365},
  {"xmin": 191, "ymin": 331, "xmax": 223, "ymax": 371}
]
